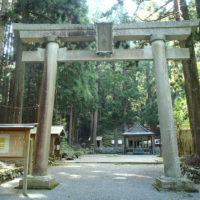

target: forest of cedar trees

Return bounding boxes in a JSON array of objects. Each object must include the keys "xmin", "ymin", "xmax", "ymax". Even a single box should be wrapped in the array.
[{"xmin": 1, "ymin": 0, "xmax": 200, "ymax": 154}]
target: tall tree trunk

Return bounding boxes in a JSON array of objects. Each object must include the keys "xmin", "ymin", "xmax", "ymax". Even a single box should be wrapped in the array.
[
  {"xmin": 99, "ymin": 109, "xmax": 102, "ymax": 126},
  {"xmin": 3, "ymin": 77, "xmax": 9, "ymax": 123},
  {"xmin": 36, "ymin": 65, "xmax": 41, "ymax": 122},
  {"xmin": 146, "ymin": 64, "xmax": 153, "ymax": 131},
  {"xmin": 6, "ymin": 77, "xmax": 14, "ymax": 123},
  {"xmin": 0, "ymin": 77, "xmax": 6, "ymax": 123},
  {"xmin": 0, "ymin": 76, "xmax": 9, "ymax": 123},
  {"xmin": 25, "ymin": 84, "xmax": 30, "ymax": 123},
  {"xmin": 0, "ymin": 0, "xmax": 9, "ymax": 81},
  {"xmin": 114, "ymin": 123, "xmax": 118, "ymax": 148},
  {"xmin": 32, "ymin": 86, "xmax": 38, "ymax": 123},
  {"xmin": 195, "ymin": 0, "xmax": 200, "ymax": 18},
  {"xmin": 31, "ymin": 102, "xmax": 36, "ymax": 123},
  {"xmin": 93, "ymin": 111, "xmax": 98, "ymax": 146},
  {"xmin": 93, "ymin": 63, "xmax": 99, "ymax": 147},
  {"xmin": 72, "ymin": 111, "xmax": 76, "ymax": 145},
  {"xmin": 147, "ymin": 65, "xmax": 152, "ymax": 107},
  {"xmin": 173, "ymin": 0, "xmax": 180, "ymax": 20},
  {"xmin": 90, "ymin": 111, "xmax": 94, "ymax": 143},
  {"xmin": 53, "ymin": 89, "xmax": 57, "ymax": 124},
  {"xmin": 175, "ymin": 0, "xmax": 200, "ymax": 155},
  {"xmin": 69, "ymin": 104, "xmax": 73, "ymax": 145},
  {"xmin": 11, "ymin": 0, "xmax": 29, "ymax": 123},
  {"xmin": 76, "ymin": 118, "xmax": 79, "ymax": 145},
  {"xmin": 123, "ymin": 65, "xmax": 128, "ymax": 132},
  {"xmin": 112, "ymin": 64, "xmax": 118, "ymax": 148}
]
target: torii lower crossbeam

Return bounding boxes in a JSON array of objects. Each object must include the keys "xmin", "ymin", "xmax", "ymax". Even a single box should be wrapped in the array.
[{"xmin": 22, "ymin": 47, "xmax": 190, "ymax": 63}]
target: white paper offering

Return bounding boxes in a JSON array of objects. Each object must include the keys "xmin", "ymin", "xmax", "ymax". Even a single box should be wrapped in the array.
[{"xmin": 56, "ymin": 145, "xmax": 60, "ymax": 150}]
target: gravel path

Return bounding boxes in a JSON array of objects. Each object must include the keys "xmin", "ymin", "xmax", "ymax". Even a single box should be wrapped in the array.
[
  {"xmin": 0, "ymin": 164, "xmax": 200, "ymax": 200},
  {"xmin": 65, "ymin": 154, "xmax": 162, "ymax": 163}
]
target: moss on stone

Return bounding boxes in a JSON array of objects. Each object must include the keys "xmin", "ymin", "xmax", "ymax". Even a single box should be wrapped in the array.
[
  {"xmin": 0, "ymin": 166, "xmax": 24, "ymax": 184},
  {"xmin": 52, "ymin": 162, "xmax": 68, "ymax": 166},
  {"xmin": 106, "ymin": 155, "xmax": 120, "ymax": 157},
  {"xmin": 184, "ymin": 188, "xmax": 199, "ymax": 193},
  {"xmin": 15, "ymin": 183, "xmax": 59, "ymax": 190},
  {"xmin": 153, "ymin": 184, "xmax": 199, "ymax": 193}
]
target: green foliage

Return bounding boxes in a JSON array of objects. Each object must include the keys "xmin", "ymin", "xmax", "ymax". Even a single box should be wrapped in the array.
[
  {"xmin": 6, "ymin": 0, "xmax": 197, "ymax": 148},
  {"xmin": 100, "ymin": 127, "xmax": 123, "ymax": 147},
  {"xmin": 0, "ymin": 161, "xmax": 6, "ymax": 169},
  {"xmin": 61, "ymin": 142, "xmax": 84, "ymax": 159},
  {"xmin": 173, "ymin": 97, "xmax": 189, "ymax": 131},
  {"xmin": 19, "ymin": 0, "xmax": 95, "ymax": 125},
  {"xmin": 12, "ymin": 0, "xmax": 91, "ymax": 24},
  {"xmin": 106, "ymin": 155, "xmax": 120, "ymax": 157},
  {"xmin": 48, "ymin": 157, "xmax": 54, "ymax": 165},
  {"xmin": 61, "ymin": 142, "xmax": 74, "ymax": 154},
  {"xmin": 55, "ymin": 61, "xmax": 98, "ymax": 125},
  {"xmin": 74, "ymin": 151, "xmax": 82, "ymax": 157},
  {"xmin": 66, "ymin": 152, "xmax": 75, "ymax": 160}
]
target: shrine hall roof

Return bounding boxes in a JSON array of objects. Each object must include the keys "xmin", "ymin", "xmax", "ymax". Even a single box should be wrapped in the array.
[
  {"xmin": 122, "ymin": 122, "xmax": 155, "ymax": 136},
  {"xmin": 31, "ymin": 125, "xmax": 66, "ymax": 137}
]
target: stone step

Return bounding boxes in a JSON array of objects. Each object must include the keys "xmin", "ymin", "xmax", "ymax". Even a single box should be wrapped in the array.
[{"xmin": 133, "ymin": 149, "xmax": 144, "ymax": 155}]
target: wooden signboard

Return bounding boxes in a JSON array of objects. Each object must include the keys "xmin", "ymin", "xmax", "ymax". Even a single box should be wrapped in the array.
[{"xmin": 0, "ymin": 124, "xmax": 38, "ymax": 194}]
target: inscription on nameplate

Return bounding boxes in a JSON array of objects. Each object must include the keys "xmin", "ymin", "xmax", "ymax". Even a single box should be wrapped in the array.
[{"xmin": 95, "ymin": 22, "xmax": 113, "ymax": 54}]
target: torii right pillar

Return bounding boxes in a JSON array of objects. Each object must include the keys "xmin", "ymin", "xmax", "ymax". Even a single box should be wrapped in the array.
[{"xmin": 150, "ymin": 34, "xmax": 198, "ymax": 192}]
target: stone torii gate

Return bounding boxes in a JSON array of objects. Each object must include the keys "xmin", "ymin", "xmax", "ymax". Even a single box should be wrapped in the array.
[{"xmin": 13, "ymin": 20, "xmax": 199, "ymax": 191}]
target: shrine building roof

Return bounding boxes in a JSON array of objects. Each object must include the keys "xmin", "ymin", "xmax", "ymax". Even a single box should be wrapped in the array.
[
  {"xmin": 122, "ymin": 122, "xmax": 155, "ymax": 136},
  {"xmin": 31, "ymin": 125, "xmax": 66, "ymax": 137}
]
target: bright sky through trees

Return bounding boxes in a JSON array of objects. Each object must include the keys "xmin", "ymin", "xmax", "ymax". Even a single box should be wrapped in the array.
[
  {"xmin": 87, "ymin": 0, "xmax": 192, "ymax": 21},
  {"xmin": 87, "ymin": 0, "xmax": 136, "ymax": 17}
]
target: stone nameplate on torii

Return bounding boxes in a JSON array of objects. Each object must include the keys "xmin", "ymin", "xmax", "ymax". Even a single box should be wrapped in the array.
[{"xmin": 95, "ymin": 22, "xmax": 113, "ymax": 54}]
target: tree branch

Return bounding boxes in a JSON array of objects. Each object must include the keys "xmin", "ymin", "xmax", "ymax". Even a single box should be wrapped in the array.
[
  {"xmin": 144, "ymin": 0, "xmax": 173, "ymax": 20},
  {"xmin": 29, "ymin": 11, "xmax": 55, "ymax": 23},
  {"xmin": 136, "ymin": 10, "xmax": 178, "ymax": 22},
  {"xmin": 28, "ymin": 0, "xmax": 44, "ymax": 5},
  {"xmin": 132, "ymin": 2, "xmax": 143, "ymax": 17},
  {"xmin": 43, "ymin": 0, "xmax": 58, "ymax": 9},
  {"xmin": 151, "ymin": 11, "xmax": 179, "ymax": 22}
]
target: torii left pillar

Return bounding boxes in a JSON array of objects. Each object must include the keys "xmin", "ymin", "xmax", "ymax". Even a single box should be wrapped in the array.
[{"xmin": 20, "ymin": 35, "xmax": 60, "ymax": 189}]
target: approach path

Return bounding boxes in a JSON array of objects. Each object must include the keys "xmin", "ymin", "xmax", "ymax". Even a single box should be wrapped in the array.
[
  {"xmin": 0, "ymin": 162, "xmax": 200, "ymax": 199},
  {"xmin": 65, "ymin": 154, "xmax": 163, "ymax": 164}
]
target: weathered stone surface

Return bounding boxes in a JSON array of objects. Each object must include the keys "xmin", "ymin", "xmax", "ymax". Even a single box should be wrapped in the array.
[
  {"xmin": 12, "ymin": 19, "xmax": 200, "ymax": 32},
  {"xmin": 32, "ymin": 36, "xmax": 59, "ymax": 176},
  {"xmin": 12, "ymin": 19, "xmax": 200, "ymax": 43},
  {"xmin": 22, "ymin": 47, "xmax": 190, "ymax": 63},
  {"xmin": 194, "ymin": 179, "xmax": 200, "ymax": 184},
  {"xmin": 154, "ymin": 176, "xmax": 198, "ymax": 192},
  {"xmin": 19, "ymin": 175, "xmax": 57, "ymax": 189},
  {"xmin": 180, "ymin": 163, "xmax": 200, "ymax": 184},
  {"xmin": 17, "ymin": 28, "xmax": 191, "ymax": 43},
  {"xmin": 151, "ymin": 35, "xmax": 181, "ymax": 178},
  {"xmin": 0, "ymin": 167, "xmax": 24, "ymax": 183}
]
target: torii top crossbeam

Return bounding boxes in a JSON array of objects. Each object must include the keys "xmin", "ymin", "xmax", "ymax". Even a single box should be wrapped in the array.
[
  {"xmin": 12, "ymin": 19, "xmax": 200, "ymax": 63},
  {"xmin": 13, "ymin": 19, "xmax": 199, "ymax": 43}
]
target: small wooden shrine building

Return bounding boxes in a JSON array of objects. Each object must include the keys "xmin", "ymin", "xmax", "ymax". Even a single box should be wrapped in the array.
[
  {"xmin": 111, "ymin": 140, "xmax": 123, "ymax": 147},
  {"xmin": 31, "ymin": 126, "xmax": 67, "ymax": 157},
  {"xmin": 122, "ymin": 122, "xmax": 155, "ymax": 154},
  {"xmin": 88, "ymin": 136, "xmax": 103, "ymax": 148}
]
